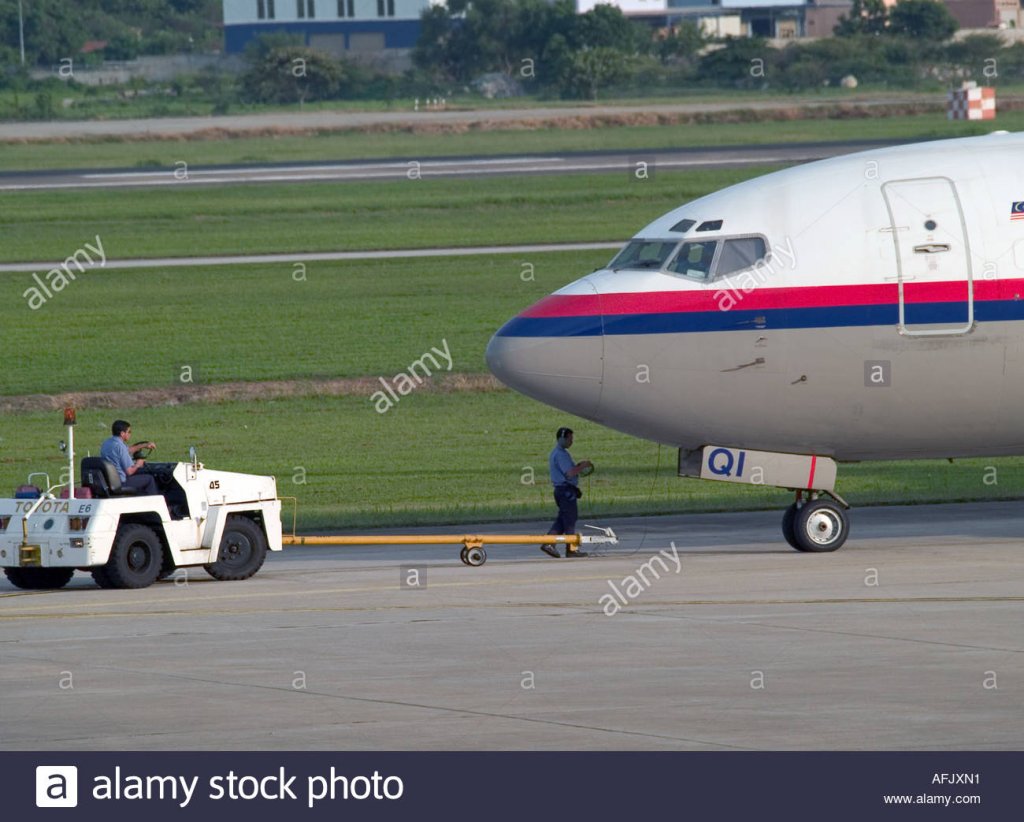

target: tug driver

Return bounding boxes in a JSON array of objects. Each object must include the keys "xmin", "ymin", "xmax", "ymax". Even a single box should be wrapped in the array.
[{"xmin": 100, "ymin": 419, "xmax": 159, "ymax": 495}]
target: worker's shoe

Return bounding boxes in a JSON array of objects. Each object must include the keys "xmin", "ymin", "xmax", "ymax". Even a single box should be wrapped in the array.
[
  {"xmin": 565, "ymin": 549, "xmax": 589, "ymax": 558},
  {"xmin": 540, "ymin": 543, "xmax": 560, "ymax": 559}
]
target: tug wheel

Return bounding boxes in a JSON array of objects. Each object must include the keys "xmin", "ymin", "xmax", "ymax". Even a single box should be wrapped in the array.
[
  {"xmin": 3, "ymin": 567, "xmax": 74, "ymax": 590},
  {"xmin": 96, "ymin": 523, "xmax": 163, "ymax": 589},
  {"xmin": 206, "ymin": 516, "xmax": 268, "ymax": 581}
]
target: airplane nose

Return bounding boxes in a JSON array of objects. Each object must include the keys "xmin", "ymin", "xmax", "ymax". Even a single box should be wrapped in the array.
[{"xmin": 485, "ymin": 281, "xmax": 604, "ymax": 419}]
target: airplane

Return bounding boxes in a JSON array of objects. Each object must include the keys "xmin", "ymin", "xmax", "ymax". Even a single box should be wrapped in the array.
[{"xmin": 486, "ymin": 131, "xmax": 1024, "ymax": 553}]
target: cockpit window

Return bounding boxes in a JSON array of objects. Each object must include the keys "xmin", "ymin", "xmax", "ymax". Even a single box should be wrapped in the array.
[
  {"xmin": 666, "ymin": 241, "xmax": 718, "ymax": 281},
  {"xmin": 666, "ymin": 235, "xmax": 770, "ymax": 282},
  {"xmin": 609, "ymin": 239, "xmax": 679, "ymax": 271},
  {"xmin": 670, "ymin": 218, "xmax": 696, "ymax": 233},
  {"xmin": 716, "ymin": 237, "xmax": 768, "ymax": 278},
  {"xmin": 610, "ymin": 235, "xmax": 771, "ymax": 281}
]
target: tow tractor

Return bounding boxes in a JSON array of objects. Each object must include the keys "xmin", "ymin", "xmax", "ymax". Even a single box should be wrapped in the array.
[
  {"xmin": 1, "ymin": 410, "xmax": 617, "ymax": 591},
  {"xmin": 0, "ymin": 409, "xmax": 283, "ymax": 590}
]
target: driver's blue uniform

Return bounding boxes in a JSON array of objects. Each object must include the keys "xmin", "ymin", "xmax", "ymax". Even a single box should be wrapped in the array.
[
  {"xmin": 548, "ymin": 444, "xmax": 579, "ymax": 538},
  {"xmin": 100, "ymin": 436, "xmax": 158, "ymax": 494}
]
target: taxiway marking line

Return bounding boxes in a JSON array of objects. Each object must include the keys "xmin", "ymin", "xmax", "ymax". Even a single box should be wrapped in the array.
[
  {"xmin": 0, "ymin": 157, "xmax": 791, "ymax": 192},
  {"xmin": 81, "ymin": 157, "xmax": 564, "ymax": 179},
  {"xmin": 0, "ymin": 242, "xmax": 622, "ymax": 273}
]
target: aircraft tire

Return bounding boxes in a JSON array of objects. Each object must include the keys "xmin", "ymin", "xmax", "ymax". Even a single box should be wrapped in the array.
[
  {"xmin": 781, "ymin": 503, "xmax": 801, "ymax": 550},
  {"xmin": 792, "ymin": 500, "xmax": 848, "ymax": 553}
]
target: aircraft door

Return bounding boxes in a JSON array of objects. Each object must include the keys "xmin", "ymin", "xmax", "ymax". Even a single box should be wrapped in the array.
[{"xmin": 882, "ymin": 177, "xmax": 974, "ymax": 336}]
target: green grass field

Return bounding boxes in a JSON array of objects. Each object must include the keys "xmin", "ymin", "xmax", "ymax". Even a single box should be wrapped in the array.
[
  {"xmin": 0, "ymin": 252, "xmax": 600, "ymax": 394},
  {"xmin": 0, "ymin": 168, "xmax": 773, "ymax": 262},
  {"xmin": 3, "ymin": 109, "xmax": 1022, "ymax": 173}
]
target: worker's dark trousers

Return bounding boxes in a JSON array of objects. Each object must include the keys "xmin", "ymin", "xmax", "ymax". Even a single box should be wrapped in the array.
[
  {"xmin": 548, "ymin": 484, "xmax": 578, "ymax": 535},
  {"xmin": 125, "ymin": 472, "xmax": 159, "ymax": 495}
]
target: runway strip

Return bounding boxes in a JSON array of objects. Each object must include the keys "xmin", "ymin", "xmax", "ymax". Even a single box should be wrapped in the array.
[
  {"xmin": 2, "ymin": 502, "xmax": 1021, "ymax": 750},
  {"xmin": 0, "ymin": 141, "xmax": 891, "ymax": 192}
]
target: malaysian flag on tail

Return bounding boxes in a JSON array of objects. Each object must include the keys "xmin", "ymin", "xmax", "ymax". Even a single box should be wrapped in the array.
[{"xmin": 1013, "ymin": 202, "xmax": 1024, "ymax": 221}]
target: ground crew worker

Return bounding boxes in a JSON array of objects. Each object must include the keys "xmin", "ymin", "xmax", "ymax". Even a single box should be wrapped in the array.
[{"xmin": 540, "ymin": 427, "xmax": 592, "ymax": 558}]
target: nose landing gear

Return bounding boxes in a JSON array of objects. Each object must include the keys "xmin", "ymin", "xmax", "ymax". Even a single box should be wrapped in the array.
[{"xmin": 680, "ymin": 445, "xmax": 852, "ymax": 553}]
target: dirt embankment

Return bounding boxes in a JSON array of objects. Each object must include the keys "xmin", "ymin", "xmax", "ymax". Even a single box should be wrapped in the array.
[
  {"xmin": 7, "ymin": 99, "xmax": 1021, "ymax": 145},
  {"xmin": 0, "ymin": 374, "xmax": 505, "ymax": 415}
]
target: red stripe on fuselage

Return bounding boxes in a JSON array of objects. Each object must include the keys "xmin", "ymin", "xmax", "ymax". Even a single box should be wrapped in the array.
[
  {"xmin": 807, "ymin": 455, "xmax": 817, "ymax": 490},
  {"xmin": 520, "ymin": 279, "xmax": 1008, "ymax": 319}
]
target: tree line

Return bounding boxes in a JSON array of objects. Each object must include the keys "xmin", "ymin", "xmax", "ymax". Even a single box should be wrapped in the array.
[
  {"xmin": 3, "ymin": 0, "xmax": 1022, "ymax": 108},
  {"xmin": 409, "ymin": 0, "xmax": 1024, "ymax": 98},
  {"xmin": 0, "ymin": 0, "xmax": 219, "ymax": 66}
]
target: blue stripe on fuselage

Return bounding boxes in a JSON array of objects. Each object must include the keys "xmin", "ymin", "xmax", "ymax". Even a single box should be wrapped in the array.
[{"xmin": 497, "ymin": 301, "xmax": 1021, "ymax": 337}]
